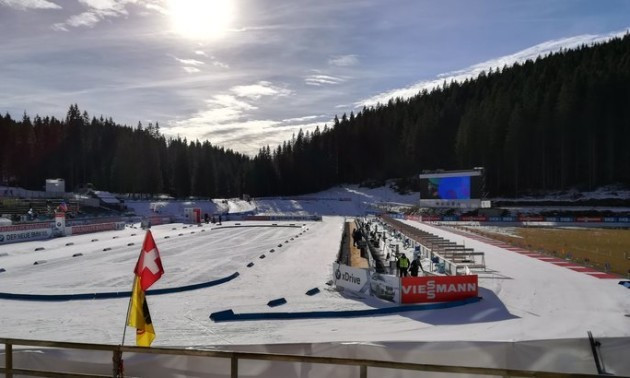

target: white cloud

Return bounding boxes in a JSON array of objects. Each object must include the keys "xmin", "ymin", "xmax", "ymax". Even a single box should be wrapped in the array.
[
  {"xmin": 174, "ymin": 57, "xmax": 204, "ymax": 66},
  {"xmin": 282, "ymin": 115, "xmax": 320, "ymax": 123},
  {"xmin": 231, "ymin": 81, "xmax": 291, "ymax": 99},
  {"xmin": 194, "ymin": 50, "xmax": 207, "ymax": 56},
  {"xmin": 328, "ymin": 54, "xmax": 358, "ymax": 67},
  {"xmin": 164, "ymin": 84, "xmax": 318, "ymax": 155},
  {"xmin": 182, "ymin": 66, "xmax": 201, "ymax": 73},
  {"xmin": 305, "ymin": 74, "xmax": 344, "ymax": 86},
  {"xmin": 78, "ymin": 0, "xmax": 118, "ymax": 10},
  {"xmin": 358, "ymin": 30, "xmax": 630, "ymax": 107},
  {"xmin": 52, "ymin": 0, "xmax": 160, "ymax": 30},
  {"xmin": 172, "ymin": 94, "xmax": 256, "ymax": 132},
  {"xmin": 165, "ymin": 119, "xmax": 324, "ymax": 156},
  {"xmin": 211, "ymin": 94, "xmax": 256, "ymax": 112},
  {"xmin": 0, "ymin": 0, "xmax": 60, "ymax": 10},
  {"xmin": 142, "ymin": 1, "xmax": 166, "ymax": 14},
  {"xmin": 64, "ymin": 11, "xmax": 101, "ymax": 28},
  {"xmin": 212, "ymin": 60, "xmax": 229, "ymax": 69}
]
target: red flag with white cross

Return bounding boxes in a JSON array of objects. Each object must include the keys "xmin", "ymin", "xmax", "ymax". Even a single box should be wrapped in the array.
[{"xmin": 134, "ymin": 230, "xmax": 164, "ymax": 291}]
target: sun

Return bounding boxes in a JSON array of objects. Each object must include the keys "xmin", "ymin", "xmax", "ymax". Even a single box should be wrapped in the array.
[{"xmin": 167, "ymin": 0, "xmax": 235, "ymax": 40}]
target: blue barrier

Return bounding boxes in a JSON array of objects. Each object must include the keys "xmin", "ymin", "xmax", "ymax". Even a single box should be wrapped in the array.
[
  {"xmin": 267, "ymin": 298, "xmax": 287, "ymax": 307},
  {"xmin": 247, "ymin": 262, "xmax": 254, "ymax": 267},
  {"xmin": 209, "ymin": 296, "xmax": 481, "ymax": 322},
  {"xmin": 0, "ymin": 268, "xmax": 5, "ymax": 273},
  {"xmin": 0, "ymin": 272, "xmax": 240, "ymax": 302},
  {"xmin": 305, "ymin": 288, "xmax": 320, "ymax": 296},
  {"xmin": 619, "ymin": 281, "xmax": 630, "ymax": 289}
]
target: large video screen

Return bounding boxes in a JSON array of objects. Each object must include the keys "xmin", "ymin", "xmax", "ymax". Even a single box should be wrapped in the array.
[{"xmin": 420, "ymin": 176, "xmax": 471, "ymax": 200}]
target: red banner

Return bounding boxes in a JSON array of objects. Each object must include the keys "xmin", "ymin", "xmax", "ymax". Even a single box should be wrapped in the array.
[
  {"xmin": 0, "ymin": 222, "xmax": 51, "ymax": 233},
  {"xmin": 401, "ymin": 275, "xmax": 478, "ymax": 303},
  {"xmin": 71, "ymin": 222, "xmax": 117, "ymax": 235}
]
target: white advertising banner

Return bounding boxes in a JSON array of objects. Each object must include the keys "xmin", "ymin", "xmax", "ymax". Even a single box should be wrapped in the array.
[
  {"xmin": 369, "ymin": 271, "xmax": 401, "ymax": 303},
  {"xmin": 0, "ymin": 226, "xmax": 52, "ymax": 244},
  {"xmin": 55, "ymin": 212, "xmax": 66, "ymax": 233},
  {"xmin": 332, "ymin": 263, "xmax": 370, "ymax": 294}
]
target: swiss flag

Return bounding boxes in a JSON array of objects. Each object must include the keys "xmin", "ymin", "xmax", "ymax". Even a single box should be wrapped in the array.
[{"xmin": 134, "ymin": 230, "xmax": 164, "ymax": 291}]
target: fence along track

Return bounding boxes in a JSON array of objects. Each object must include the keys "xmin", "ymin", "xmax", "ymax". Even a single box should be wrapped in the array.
[{"xmin": 0, "ymin": 337, "xmax": 606, "ymax": 378}]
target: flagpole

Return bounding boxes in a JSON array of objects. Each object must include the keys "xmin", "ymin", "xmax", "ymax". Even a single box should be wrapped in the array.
[{"xmin": 121, "ymin": 275, "xmax": 137, "ymax": 346}]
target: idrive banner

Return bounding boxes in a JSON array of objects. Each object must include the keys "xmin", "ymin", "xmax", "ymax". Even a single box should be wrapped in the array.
[{"xmin": 332, "ymin": 263, "xmax": 370, "ymax": 294}]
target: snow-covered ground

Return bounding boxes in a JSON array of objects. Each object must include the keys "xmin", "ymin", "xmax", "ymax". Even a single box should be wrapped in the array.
[
  {"xmin": 123, "ymin": 184, "xmax": 420, "ymax": 218},
  {"xmin": 1, "ymin": 217, "xmax": 628, "ymax": 343},
  {"xmin": 1, "ymin": 186, "xmax": 629, "ymax": 375}
]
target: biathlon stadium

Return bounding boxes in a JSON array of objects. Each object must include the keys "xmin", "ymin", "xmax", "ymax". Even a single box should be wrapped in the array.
[{"xmin": 0, "ymin": 182, "xmax": 629, "ymax": 377}]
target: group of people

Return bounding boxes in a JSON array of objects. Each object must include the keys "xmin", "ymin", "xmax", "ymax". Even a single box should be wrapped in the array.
[
  {"xmin": 396, "ymin": 253, "xmax": 424, "ymax": 277},
  {"xmin": 351, "ymin": 227, "xmax": 362, "ymax": 247}
]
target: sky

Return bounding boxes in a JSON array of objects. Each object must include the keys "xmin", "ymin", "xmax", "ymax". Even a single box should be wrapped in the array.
[{"xmin": 1, "ymin": 0, "xmax": 629, "ymax": 156}]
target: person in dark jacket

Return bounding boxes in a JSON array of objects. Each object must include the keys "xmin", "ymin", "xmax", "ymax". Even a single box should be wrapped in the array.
[
  {"xmin": 352, "ymin": 228, "xmax": 361, "ymax": 247},
  {"xmin": 409, "ymin": 256, "xmax": 421, "ymax": 277}
]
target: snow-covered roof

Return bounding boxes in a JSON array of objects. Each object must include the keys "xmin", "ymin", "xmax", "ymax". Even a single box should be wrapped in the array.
[{"xmin": 93, "ymin": 191, "xmax": 120, "ymax": 204}]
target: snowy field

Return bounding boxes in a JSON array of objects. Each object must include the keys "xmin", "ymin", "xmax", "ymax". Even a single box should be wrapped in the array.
[{"xmin": 1, "ymin": 186, "xmax": 629, "ymax": 375}]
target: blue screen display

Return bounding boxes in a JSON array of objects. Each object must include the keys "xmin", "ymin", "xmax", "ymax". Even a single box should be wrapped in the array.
[{"xmin": 426, "ymin": 176, "xmax": 470, "ymax": 199}]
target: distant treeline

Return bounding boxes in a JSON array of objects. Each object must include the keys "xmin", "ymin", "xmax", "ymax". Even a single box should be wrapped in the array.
[
  {"xmin": 2, "ymin": 34, "xmax": 630, "ymax": 198},
  {"xmin": 0, "ymin": 105, "xmax": 248, "ymax": 198}
]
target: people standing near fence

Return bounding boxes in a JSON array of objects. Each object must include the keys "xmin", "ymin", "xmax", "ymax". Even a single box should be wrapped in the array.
[{"xmin": 397, "ymin": 253, "xmax": 410, "ymax": 277}]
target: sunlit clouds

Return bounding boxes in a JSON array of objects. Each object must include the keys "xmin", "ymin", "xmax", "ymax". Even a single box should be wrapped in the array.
[
  {"xmin": 166, "ymin": 0, "xmax": 235, "ymax": 40},
  {"xmin": 305, "ymin": 74, "xmax": 345, "ymax": 86},
  {"xmin": 0, "ymin": 0, "xmax": 60, "ymax": 10},
  {"xmin": 328, "ymin": 54, "xmax": 358, "ymax": 67},
  {"xmin": 1, "ymin": 0, "xmax": 629, "ymax": 156}
]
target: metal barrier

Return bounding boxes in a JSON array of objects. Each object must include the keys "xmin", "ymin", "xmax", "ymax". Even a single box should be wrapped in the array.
[
  {"xmin": 379, "ymin": 215, "xmax": 486, "ymax": 274},
  {"xmin": 0, "ymin": 337, "xmax": 608, "ymax": 378}
]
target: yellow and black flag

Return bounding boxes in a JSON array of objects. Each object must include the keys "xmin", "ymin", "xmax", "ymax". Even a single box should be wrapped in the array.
[
  {"xmin": 126, "ymin": 231, "xmax": 164, "ymax": 347},
  {"xmin": 127, "ymin": 277, "xmax": 156, "ymax": 347}
]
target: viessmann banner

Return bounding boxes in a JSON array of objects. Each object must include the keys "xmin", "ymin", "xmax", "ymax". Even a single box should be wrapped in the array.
[{"xmin": 400, "ymin": 275, "xmax": 478, "ymax": 304}]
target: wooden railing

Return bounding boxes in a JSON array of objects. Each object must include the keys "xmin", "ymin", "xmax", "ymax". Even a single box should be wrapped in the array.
[{"xmin": 0, "ymin": 337, "xmax": 607, "ymax": 378}]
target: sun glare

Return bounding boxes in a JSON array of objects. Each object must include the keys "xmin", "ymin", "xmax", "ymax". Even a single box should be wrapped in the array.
[{"xmin": 168, "ymin": 0, "xmax": 235, "ymax": 40}]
